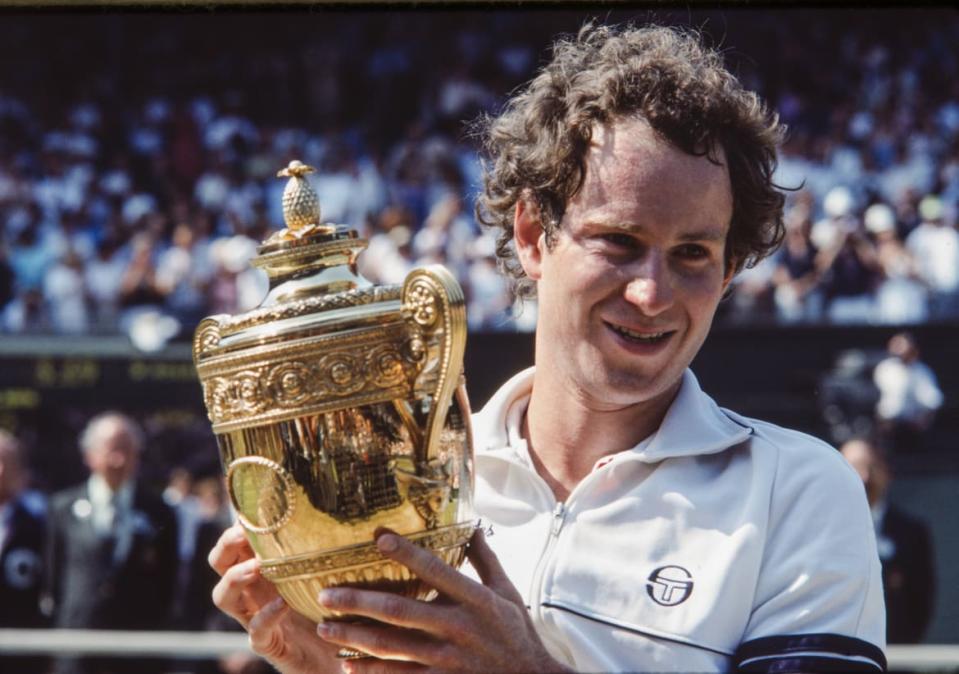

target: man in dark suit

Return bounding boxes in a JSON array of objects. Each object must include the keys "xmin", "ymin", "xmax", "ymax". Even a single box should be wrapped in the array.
[
  {"xmin": 1, "ymin": 430, "xmax": 48, "ymax": 672},
  {"xmin": 45, "ymin": 412, "xmax": 178, "ymax": 674},
  {"xmin": 841, "ymin": 437, "xmax": 936, "ymax": 643}
]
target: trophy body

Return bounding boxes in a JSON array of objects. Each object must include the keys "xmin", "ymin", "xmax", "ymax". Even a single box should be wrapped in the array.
[{"xmin": 193, "ymin": 162, "xmax": 474, "ymax": 623}]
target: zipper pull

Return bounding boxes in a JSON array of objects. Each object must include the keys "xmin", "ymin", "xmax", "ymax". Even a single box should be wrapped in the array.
[{"xmin": 550, "ymin": 502, "xmax": 566, "ymax": 537}]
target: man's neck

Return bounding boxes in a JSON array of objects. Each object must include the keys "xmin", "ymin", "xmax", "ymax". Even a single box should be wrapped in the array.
[{"xmin": 522, "ymin": 369, "xmax": 679, "ymax": 501}]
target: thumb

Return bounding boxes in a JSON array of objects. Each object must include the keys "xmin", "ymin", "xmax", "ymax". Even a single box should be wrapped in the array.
[{"xmin": 247, "ymin": 596, "xmax": 291, "ymax": 659}]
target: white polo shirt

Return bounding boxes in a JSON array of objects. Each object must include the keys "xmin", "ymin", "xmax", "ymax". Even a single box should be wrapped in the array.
[{"xmin": 470, "ymin": 367, "xmax": 886, "ymax": 673}]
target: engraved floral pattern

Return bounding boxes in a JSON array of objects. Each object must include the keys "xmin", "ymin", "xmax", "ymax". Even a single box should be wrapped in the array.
[
  {"xmin": 319, "ymin": 353, "xmax": 365, "ymax": 396},
  {"xmin": 266, "ymin": 362, "xmax": 314, "ymax": 406},
  {"xmin": 405, "ymin": 281, "xmax": 438, "ymax": 328},
  {"xmin": 368, "ymin": 344, "xmax": 408, "ymax": 388}
]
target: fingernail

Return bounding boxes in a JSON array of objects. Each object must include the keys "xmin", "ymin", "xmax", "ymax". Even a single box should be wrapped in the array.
[
  {"xmin": 318, "ymin": 589, "xmax": 339, "ymax": 606},
  {"xmin": 376, "ymin": 533, "xmax": 398, "ymax": 552}
]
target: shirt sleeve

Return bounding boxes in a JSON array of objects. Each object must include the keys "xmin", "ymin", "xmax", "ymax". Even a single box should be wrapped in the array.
[
  {"xmin": 915, "ymin": 364, "xmax": 943, "ymax": 412},
  {"xmin": 733, "ymin": 438, "xmax": 887, "ymax": 673}
]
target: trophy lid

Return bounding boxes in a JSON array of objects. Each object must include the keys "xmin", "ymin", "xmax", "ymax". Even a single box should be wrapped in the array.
[{"xmin": 197, "ymin": 160, "xmax": 402, "ymax": 357}]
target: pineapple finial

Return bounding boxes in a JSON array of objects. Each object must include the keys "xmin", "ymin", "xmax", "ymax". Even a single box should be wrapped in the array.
[{"xmin": 278, "ymin": 160, "xmax": 324, "ymax": 232}]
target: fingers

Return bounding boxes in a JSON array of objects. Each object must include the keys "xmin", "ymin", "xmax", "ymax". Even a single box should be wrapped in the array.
[
  {"xmin": 465, "ymin": 529, "xmax": 524, "ymax": 605},
  {"xmin": 247, "ymin": 596, "xmax": 291, "ymax": 657},
  {"xmin": 209, "ymin": 523, "xmax": 253, "ymax": 577},
  {"xmin": 373, "ymin": 532, "xmax": 484, "ymax": 606},
  {"xmin": 211, "ymin": 556, "xmax": 279, "ymax": 628},
  {"xmin": 316, "ymin": 620, "xmax": 443, "ymax": 667},
  {"xmin": 318, "ymin": 587, "xmax": 449, "ymax": 634}
]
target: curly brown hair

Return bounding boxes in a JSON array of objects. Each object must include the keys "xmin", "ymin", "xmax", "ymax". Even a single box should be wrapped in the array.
[{"xmin": 476, "ymin": 23, "xmax": 786, "ymax": 299}]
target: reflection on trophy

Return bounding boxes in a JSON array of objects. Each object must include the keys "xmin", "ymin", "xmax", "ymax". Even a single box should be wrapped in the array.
[{"xmin": 192, "ymin": 160, "xmax": 475, "ymax": 626}]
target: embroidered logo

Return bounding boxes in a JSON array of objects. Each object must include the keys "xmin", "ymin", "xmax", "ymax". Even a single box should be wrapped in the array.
[
  {"xmin": 4, "ymin": 547, "xmax": 41, "ymax": 590},
  {"xmin": 646, "ymin": 565, "xmax": 694, "ymax": 606}
]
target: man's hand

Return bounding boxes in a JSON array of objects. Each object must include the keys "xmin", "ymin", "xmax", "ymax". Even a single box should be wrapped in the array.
[
  {"xmin": 209, "ymin": 523, "xmax": 342, "ymax": 674},
  {"xmin": 314, "ymin": 528, "xmax": 572, "ymax": 673}
]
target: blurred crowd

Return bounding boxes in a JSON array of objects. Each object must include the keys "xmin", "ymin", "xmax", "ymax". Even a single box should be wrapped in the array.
[{"xmin": 1, "ymin": 11, "xmax": 958, "ymax": 347}]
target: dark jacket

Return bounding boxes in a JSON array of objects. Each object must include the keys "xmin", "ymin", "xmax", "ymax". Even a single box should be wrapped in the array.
[
  {"xmin": 881, "ymin": 504, "xmax": 935, "ymax": 644},
  {"xmin": 45, "ymin": 481, "xmax": 178, "ymax": 631},
  {"xmin": 0, "ymin": 497, "xmax": 47, "ymax": 627}
]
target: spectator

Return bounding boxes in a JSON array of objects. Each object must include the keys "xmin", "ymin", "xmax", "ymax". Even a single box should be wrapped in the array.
[
  {"xmin": 905, "ymin": 195, "xmax": 959, "ymax": 319},
  {"xmin": 359, "ymin": 205, "xmax": 415, "ymax": 285},
  {"xmin": 0, "ymin": 430, "xmax": 49, "ymax": 673},
  {"xmin": 865, "ymin": 202, "xmax": 929, "ymax": 324},
  {"xmin": 118, "ymin": 233, "xmax": 165, "ymax": 315},
  {"xmin": 771, "ymin": 202, "xmax": 823, "ymax": 322},
  {"xmin": 44, "ymin": 412, "xmax": 178, "ymax": 674},
  {"xmin": 817, "ymin": 212, "xmax": 882, "ymax": 323},
  {"xmin": 84, "ymin": 237, "xmax": 126, "ymax": 332},
  {"xmin": 43, "ymin": 248, "xmax": 90, "ymax": 334},
  {"xmin": 156, "ymin": 222, "xmax": 212, "ymax": 327},
  {"xmin": 840, "ymin": 437, "xmax": 936, "ymax": 643},
  {"xmin": 873, "ymin": 332, "xmax": 944, "ymax": 452}
]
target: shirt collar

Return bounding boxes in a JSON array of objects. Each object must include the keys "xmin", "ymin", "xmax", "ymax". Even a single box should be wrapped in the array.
[
  {"xmin": 88, "ymin": 473, "xmax": 134, "ymax": 511},
  {"xmin": 474, "ymin": 367, "xmax": 752, "ymax": 463}
]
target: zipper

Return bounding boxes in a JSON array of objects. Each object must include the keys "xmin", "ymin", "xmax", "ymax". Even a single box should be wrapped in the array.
[
  {"xmin": 550, "ymin": 501, "xmax": 567, "ymax": 536},
  {"xmin": 480, "ymin": 451, "xmax": 614, "ymax": 656},
  {"xmin": 527, "ymin": 500, "xmax": 567, "ymax": 657}
]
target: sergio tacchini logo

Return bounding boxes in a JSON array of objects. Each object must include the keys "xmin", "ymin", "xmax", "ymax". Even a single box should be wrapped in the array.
[{"xmin": 646, "ymin": 565, "xmax": 694, "ymax": 606}]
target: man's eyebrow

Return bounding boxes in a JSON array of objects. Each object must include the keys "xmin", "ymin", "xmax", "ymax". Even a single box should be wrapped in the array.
[
  {"xmin": 678, "ymin": 228, "xmax": 727, "ymax": 242},
  {"xmin": 600, "ymin": 221, "xmax": 728, "ymax": 242}
]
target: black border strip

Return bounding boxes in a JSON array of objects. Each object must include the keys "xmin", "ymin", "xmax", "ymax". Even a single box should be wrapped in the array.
[
  {"xmin": 734, "ymin": 634, "xmax": 886, "ymax": 672},
  {"xmin": 737, "ymin": 654, "xmax": 884, "ymax": 673},
  {"xmin": 542, "ymin": 602, "xmax": 732, "ymax": 657}
]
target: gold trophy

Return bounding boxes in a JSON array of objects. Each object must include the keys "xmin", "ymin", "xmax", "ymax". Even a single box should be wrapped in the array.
[{"xmin": 193, "ymin": 160, "xmax": 475, "ymax": 626}]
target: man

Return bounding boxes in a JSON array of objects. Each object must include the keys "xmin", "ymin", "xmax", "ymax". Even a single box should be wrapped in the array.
[
  {"xmin": 0, "ymin": 430, "xmax": 48, "ymax": 673},
  {"xmin": 840, "ymin": 437, "xmax": 935, "ymax": 644},
  {"xmin": 873, "ymin": 332, "xmax": 943, "ymax": 453},
  {"xmin": 209, "ymin": 24, "xmax": 885, "ymax": 673},
  {"xmin": 45, "ymin": 412, "xmax": 178, "ymax": 674}
]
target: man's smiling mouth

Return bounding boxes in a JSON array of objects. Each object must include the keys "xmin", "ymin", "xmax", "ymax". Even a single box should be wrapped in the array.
[{"xmin": 605, "ymin": 322, "xmax": 674, "ymax": 343}]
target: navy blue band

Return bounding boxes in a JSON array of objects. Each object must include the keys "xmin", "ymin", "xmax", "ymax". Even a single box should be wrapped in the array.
[{"xmin": 734, "ymin": 633, "xmax": 886, "ymax": 673}]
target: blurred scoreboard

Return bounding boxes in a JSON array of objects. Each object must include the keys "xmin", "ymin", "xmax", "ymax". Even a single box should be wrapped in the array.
[
  {"xmin": 0, "ymin": 341, "xmax": 202, "ymax": 430},
  {"xmin": 0, "ymin": 336, "xmax": 210, "ymax": 490}
]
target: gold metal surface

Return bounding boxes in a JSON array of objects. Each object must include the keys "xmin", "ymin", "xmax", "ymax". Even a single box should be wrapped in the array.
[{"xmin": 194, "ymin": 160, "xmax": 475, "ymax": 625}]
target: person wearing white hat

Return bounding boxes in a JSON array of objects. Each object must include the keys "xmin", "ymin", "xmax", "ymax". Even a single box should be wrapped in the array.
[
  {"xmin": 866, "ymin": 202, "xmax": 929, "ymax": 324},
  {"xmin": 816, "ymin": 195, "xmax": 881, "ymax": 324},
  {"xmin": 905, "ymin": 194, "xmax": 959, "ymax": 318}
]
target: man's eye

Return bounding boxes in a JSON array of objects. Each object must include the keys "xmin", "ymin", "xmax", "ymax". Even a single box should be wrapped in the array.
[
  {"xmin": 600, "ymin": 233, "xmax": 637, "ymax": 248},
  {"xmin": 675, "ymin": 244, "xmax": 709, "ymax": 259}
]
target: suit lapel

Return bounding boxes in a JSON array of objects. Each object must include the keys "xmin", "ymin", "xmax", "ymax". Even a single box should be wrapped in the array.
[
  {"xmin": 112, "ymin": 483, "xmax": 144, "ymax": 569},
  {"xmin": 68, "ymin": 484, "xmax": 100, "ymax": 549}
]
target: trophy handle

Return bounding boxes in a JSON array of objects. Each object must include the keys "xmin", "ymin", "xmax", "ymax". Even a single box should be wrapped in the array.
[
  {"xmin": 192, "ymin": 315, "xmax": 230, "ymax": 365},
  {"xmin": 401, "ymin": 266, "xmax": 467, "ymax": 465}
]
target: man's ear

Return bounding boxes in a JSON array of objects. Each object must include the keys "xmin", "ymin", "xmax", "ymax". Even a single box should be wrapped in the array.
[{"xmin": 514, "ymin": 197, "xmax": 545, "ymax": 281}]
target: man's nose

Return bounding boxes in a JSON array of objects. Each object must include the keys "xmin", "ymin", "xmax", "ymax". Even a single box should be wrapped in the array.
[
  {"xmin": 107, "ymin": 451, "xmax": 129, "ymax": 468},
  {"xmin": 623, "ymin": 252, "xmax": 675, "ymax": 315}
]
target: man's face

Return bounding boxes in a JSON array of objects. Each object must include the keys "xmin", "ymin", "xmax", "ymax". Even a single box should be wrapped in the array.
[
  {"xmin": 84, "ymin": 420, "xmax": 140, "ymax": 491},
  {"xmin": 519, "ymin": 118, "xmax": 734, "ymax": 410}
]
